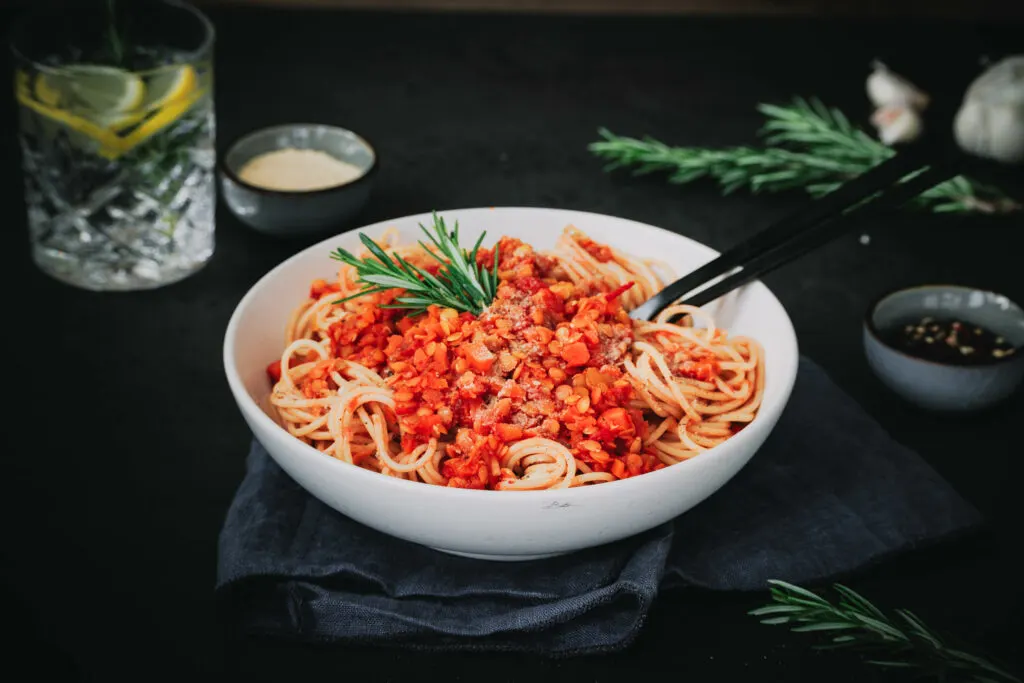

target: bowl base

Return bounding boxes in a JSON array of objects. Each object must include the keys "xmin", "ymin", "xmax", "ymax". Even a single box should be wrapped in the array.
[{"xmin": 431, "ymin": 547, "xmax": 567, "ymax": 561}]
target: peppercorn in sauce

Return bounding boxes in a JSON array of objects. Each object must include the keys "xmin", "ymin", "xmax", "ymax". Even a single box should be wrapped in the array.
[{"xmin": 881, "ymin": 316, "xmax": 1018, "ymax": 366}]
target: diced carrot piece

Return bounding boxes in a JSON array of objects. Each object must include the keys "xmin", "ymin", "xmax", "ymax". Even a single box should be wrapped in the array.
[
  {"xmin": 494, "ymin": 398, "xmax": 512, "ymax": 420},
  {"xmin": 561, "ymin": 342, "xmax": 590, "ymax": 367},
  {"xmin": 495, "ymin": 423, "xmax": 524, "ymax": 441},
  {"xmin": 266, "ymin": 360, "xmax": 282, "ymax": 382},
  {"xmin": 597, "ymin": 407, "xmax": 633, "ymax": 439},
  {"xmin": 465, "ymin": 342, "xmax": 495, "ymax": 372},
  {"xmin": 309, "ymin": 279, "xmax": 340, "ymax": 299},
  {"xmin": 610, "ymin": 459, "xmax": 627, "ymax": 479}
]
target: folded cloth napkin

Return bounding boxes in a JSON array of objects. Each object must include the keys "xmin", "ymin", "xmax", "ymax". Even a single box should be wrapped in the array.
[{"xmin": 216, "ymin": 357, "xmax": 981, "ymax": 655}]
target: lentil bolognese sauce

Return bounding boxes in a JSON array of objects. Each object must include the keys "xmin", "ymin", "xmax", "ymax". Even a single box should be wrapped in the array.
[{"xmin": 266, "ymin": 221, "xmax": 765, "ymax": 490}]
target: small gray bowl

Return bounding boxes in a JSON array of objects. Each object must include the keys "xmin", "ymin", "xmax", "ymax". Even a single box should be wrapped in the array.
[
  {"xmin": 863, "ymin": 284, "xmax": 1024, "ymax": 412},
  {"xmin": 219, "ymin": 124, "xmax": 376, "ymax": 237}
]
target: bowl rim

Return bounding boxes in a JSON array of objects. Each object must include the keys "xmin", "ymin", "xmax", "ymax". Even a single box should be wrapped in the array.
[
  {"xmin": 863, "ymin": 283, "xmax": 1024, "ymax": 369},
  {"xmin": 219, "ymin": 123, "xmax": 378, "ymax": 198},
  {"xmin": 223, "ymin": 206, "xmax": 800, "ymax": 500}
]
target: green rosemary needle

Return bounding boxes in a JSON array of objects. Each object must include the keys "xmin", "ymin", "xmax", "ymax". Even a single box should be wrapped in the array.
[
  {"xmin": 105, "ymin": 0, "xmax": 124, "ymax": 65},
  {"xmin": 330, "ymin": 212, "xmax": 500, "ymax": 316},
  {"xmin": 751, "ymin": 580, "xmax": 1020, "ymax": 683}
]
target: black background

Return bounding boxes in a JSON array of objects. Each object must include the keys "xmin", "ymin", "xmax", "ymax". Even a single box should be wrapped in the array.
[{"xmin": 2, "ymin": 5, "xmax": 1022, "ymax": 681}]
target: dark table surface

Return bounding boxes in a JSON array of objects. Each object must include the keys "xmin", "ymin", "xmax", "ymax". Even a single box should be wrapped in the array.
[{"xmin": 3, "ymin": 6, "xmax": 1022, "ymax": 681}]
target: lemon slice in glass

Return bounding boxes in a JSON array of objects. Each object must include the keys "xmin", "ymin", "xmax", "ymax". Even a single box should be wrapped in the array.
[
  {"xmin": 140, "ymin": 64, "xmax": 197, "ymax": 112},
  {"xmin": 26, "ymin": 65, "xmax": 145, "ymax": 154},
  {"xmin": 115, "ymin": 65, "xmax": 203, "ymax": 154},
  {"xmin": 37, "ymin": 64, "xmax": 145, "ymax": 115},
  {"xmin": 92, "ymin": 64, "xmax": 198, "ymax": 135}
]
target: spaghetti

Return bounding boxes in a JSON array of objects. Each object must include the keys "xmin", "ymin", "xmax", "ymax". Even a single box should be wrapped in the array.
[{"xmin": 267, "ymin": 226, "xmax": 764, "ymax": 490}]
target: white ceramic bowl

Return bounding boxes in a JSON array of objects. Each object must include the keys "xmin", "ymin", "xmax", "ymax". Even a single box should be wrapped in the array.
[{"xmin": 223, "ymin": 207, "xmax": 800, "ymax": 561}]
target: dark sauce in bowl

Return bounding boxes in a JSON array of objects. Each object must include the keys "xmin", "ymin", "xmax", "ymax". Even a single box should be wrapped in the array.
[{"xmin": 880, "ymin": 316, "xmax": 1019, "ymax": 365}]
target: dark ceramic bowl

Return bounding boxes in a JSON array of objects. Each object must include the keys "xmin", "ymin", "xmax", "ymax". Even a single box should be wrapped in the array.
[
  {"xmin": 219, "ymin": 124, "xmax": 376, "ymax": 237},
  {"xmin": 863, "ymin": 284, "xmax": 1024, "ymax": 412}
]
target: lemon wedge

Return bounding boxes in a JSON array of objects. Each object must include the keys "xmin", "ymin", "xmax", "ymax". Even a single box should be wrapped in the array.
[
  {"xmin": 17, "ymin": 89, "xmax": 125, "ymax": 155},
  {"xmin": 119, "ymin": 87, "xmax": 205, "ymax": 151},
  {"xmin": 140, "ymin": 65, "xmax": 197, "ymax": 111},
  {"xmin": 34, "ymin": 73, "xmax": 63, "ymax": 108},
  {"xmin": 30, "ymin": 65, "xmax": 145, "ymax": 139},
  {"xmin": 16, "ymin": 70, "xmax": 33, "ymax": 99},
  {"xmin": 86, "ymin": 65, "xmax": 198, "ymax": 134},
  {"xmin": 37, "ymin": 65, "xmax": 145, "ymax": 114}
]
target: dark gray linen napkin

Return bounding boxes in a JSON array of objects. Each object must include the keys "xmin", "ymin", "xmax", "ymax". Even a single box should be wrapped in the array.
[{"xmin": 216, "ymin": 357, "xmax": 981, "ymax": 655}]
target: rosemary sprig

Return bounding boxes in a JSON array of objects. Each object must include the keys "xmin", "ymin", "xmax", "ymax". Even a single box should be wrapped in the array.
[
  {"xmin": 330, "ymin": 212, "xmax": 500, "ymax": 316},
  {"xmin": 590, "ymin": 97, "xmax": 1020, "ymax": 214},
  {"xmin": 105, "ymin": 0, "xmax": 124, "ymax": 65},
  {"xmin": 751, "ymin": 580, "xmax": 1021, "ymax": 683}
]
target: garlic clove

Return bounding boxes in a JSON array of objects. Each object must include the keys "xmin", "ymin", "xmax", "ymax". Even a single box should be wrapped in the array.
[
  {"xmin": 953, "ymin": 55, "xmax": 1024, "ymax": 164},
  {"xmin": 866, "ymin": 60, "xmax": 930, "ymax": 111},
  {"xmin": 871, "ymin": 104, "xmax": 923, "ymax": 146}
]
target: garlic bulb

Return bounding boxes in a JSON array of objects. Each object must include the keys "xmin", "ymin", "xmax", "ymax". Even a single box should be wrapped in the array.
[
  {"xmin": 866, "ymin": 60, "xmax": 930, "ymax": 111},
  {"xmin": 871, "ymin": 104, "xmax": 923, "ymax": 145},
  {"xmin": 953, "ymin": 55, "xmax": 1024, "ymax": 164}
]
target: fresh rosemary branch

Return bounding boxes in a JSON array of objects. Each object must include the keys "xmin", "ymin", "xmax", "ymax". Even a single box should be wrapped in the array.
[
  {"xmin": 751, "ymin": 580, "xmax": 1021, "ymax": 683},
  {"xmin": 330, "ymin": 212, "xmax": 500, "ymax": 316},
  {"xmin": 590, "ymin": 97, "xmax": 1020, "ymax": 215}
]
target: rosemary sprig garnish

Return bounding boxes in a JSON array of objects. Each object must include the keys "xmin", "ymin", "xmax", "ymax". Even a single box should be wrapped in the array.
[
  {"xmin": 751, "ymin": 580, "xmax": 1020, "ymax": 683},
  {"xmin": 330, "ymin": 212, "xmax": 500, "ymax": 316},
  {"xmin": 590, "ymin": 97, "xmax": 1020, "ymax": 214}
]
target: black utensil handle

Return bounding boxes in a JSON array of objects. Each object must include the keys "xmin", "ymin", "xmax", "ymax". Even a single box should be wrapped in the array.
[
  {"xmin": 679, "ymin": 159, "xmax": 962, "ymax": 310},
  {"xmin": 629, "ymin": 146, "xmax": 934, "ymax": 322}
]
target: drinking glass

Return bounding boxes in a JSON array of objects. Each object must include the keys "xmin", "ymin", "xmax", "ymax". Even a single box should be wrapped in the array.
[{"xmin": 11, "ymin": 0, "xmax": 216, "ymax": 291}]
